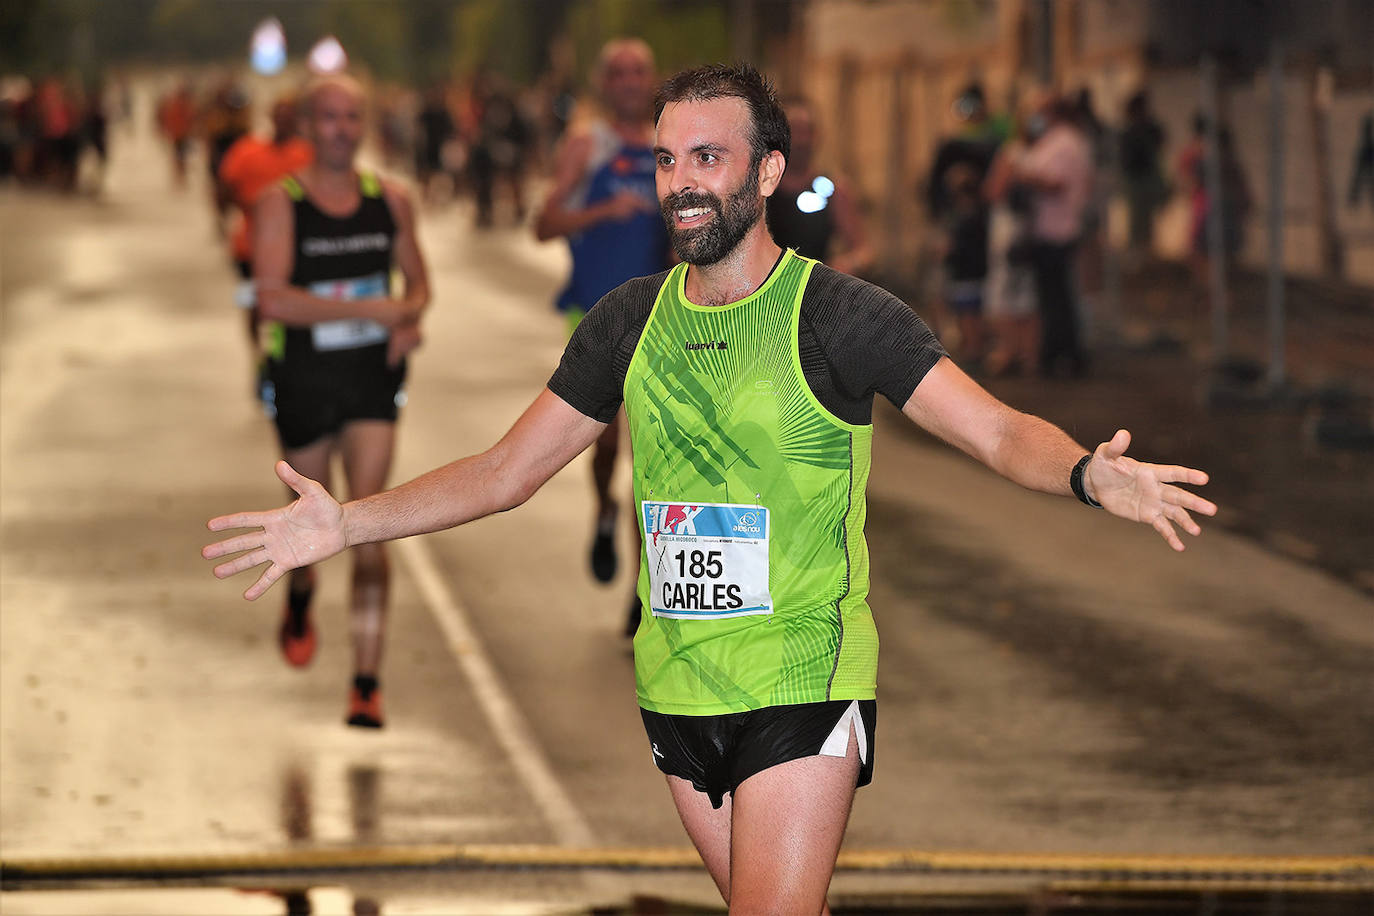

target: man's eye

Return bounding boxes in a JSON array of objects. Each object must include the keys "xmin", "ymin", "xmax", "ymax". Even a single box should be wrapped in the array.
[
  {"xmin": 657, "ymin": 155, "xmax": 673, "ymax": 167},
  {"xmin": 698, "ymin": 153, "xmax": 717, "ymax": 165}
]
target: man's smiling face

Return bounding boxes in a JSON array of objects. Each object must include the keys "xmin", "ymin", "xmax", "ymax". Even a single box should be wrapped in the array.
[{"xmin": 654, "ymin": 97, "xmax": 767, "ymax": 266}]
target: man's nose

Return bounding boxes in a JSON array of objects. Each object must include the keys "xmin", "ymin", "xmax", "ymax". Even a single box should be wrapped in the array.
[{"xmin": 666, "ymin": 164, "xmax": 695, "ymax": 196}]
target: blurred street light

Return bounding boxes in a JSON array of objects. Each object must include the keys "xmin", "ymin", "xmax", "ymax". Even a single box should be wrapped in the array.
[
  {"xmin": 307, "ymin": 35, "xmax": 347, "ymax": 75},
  {"xmin": 250, "ymin": 17, "xmax": 286, "ymax": 76}
]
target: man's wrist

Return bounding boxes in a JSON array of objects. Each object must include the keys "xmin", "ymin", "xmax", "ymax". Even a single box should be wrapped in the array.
[{"xmin": 1070, "ymin": 454, "xmax": 1103, "ymax": 508}]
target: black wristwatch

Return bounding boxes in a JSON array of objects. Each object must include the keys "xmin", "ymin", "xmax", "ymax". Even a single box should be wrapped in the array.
[{"xmin": 1070, "ymin": 454, "xmax": 1102, "ymax": 508}]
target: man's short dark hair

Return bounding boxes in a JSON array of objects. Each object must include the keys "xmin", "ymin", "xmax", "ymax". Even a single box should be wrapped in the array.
[{"xmin": 654, "ymin": 63, "xmax": 790, "ymax": 166}]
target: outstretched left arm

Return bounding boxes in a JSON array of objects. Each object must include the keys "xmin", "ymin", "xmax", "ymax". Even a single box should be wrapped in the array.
[{"xmin": 902, "ymin": 358, "xmax": 1217, "ymax": 550}]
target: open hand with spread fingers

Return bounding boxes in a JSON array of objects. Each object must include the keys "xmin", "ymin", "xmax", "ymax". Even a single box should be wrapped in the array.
[
  {"xmin": 1085, "ymin": 429, "xmax": 1218, "ymax": 551},
  {"xmin": 202, "ymin": 461, "xmax": 347, "ymax": 600}
]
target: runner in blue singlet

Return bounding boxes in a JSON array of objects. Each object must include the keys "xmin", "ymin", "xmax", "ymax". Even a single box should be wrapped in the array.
[{"xmin": 534, "ymin": 38, "xmax": 668, "ymax": 629}]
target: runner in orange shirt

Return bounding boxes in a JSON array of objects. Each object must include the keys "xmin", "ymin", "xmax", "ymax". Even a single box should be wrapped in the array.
[{"xmin": 217, "ymin": 94, "xmax": 314, "ymax": 403}]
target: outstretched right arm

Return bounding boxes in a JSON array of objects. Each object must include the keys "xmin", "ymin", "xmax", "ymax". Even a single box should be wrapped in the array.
[{"xmin": 203, "ymin": 388, "xmax": 606, "ymax": 599}]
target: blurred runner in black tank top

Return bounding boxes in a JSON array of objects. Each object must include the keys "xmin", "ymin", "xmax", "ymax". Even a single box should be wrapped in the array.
[{"xmin": 251, "ymin": 74, "xmax": 431, "ymax": 728}]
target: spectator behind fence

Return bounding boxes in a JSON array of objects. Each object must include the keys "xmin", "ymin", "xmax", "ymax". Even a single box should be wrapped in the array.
[
  {"xmin": 1177, "ymin": 114, "xmax": 1252, "ymax": 290},
  {"xmin": 1014, "ymin": 91, "xmax": 1094, "ymax": 378},
  {"xmin": 1119, "ymin": 90, "xmax": 1168, "ymax": 263}
]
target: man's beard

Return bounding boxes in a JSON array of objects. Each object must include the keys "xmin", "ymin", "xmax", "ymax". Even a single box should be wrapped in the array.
[{"xmin": 660, "ymin": 165, "xmax": 761, "ymax": 266}]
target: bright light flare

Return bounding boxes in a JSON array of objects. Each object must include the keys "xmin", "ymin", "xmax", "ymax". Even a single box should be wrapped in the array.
[
  {"xmin": 307, "ymin": 35, "xmax": 348, "ymax": 74},
  {"xmin": 796, "ymin": 191, "xmax": 827, "ymax": 214},
  {"xmin": 250, "ymin": 18, "xmax": 286, "ymax": 75}
]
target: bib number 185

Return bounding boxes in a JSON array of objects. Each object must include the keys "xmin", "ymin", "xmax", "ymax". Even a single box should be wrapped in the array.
[
  {"xmin": 675, "ymin": 549, "xmax": 723, "ymax": 579},
  {"xmin": 642, "ymin": 501, "xmax": 772, "ymax": 620}
]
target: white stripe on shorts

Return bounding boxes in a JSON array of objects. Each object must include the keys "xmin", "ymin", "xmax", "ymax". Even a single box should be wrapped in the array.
[{"xmin": 819, "ymin": 699, "xmax": 868, "ymax": 763}]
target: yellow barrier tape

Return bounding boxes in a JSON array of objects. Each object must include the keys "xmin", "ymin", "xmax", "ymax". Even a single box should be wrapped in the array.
[{"xmin": 3, "ymin": 845, "xmax": 1371, "ymax": 882}]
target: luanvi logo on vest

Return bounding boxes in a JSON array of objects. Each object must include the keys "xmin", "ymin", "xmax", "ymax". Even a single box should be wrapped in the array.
[{"xmin": 682, "ymin": 340, "xmax": 728, "ymax": 351}]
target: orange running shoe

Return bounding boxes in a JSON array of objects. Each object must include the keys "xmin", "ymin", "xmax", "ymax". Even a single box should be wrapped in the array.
[
  {"xmin": 278, "ymin": 582, "xmax": 316, "ymax": 668},
  {"xmin": 346, "ymin": 675, "xmax": 383, "ymax": 729}
]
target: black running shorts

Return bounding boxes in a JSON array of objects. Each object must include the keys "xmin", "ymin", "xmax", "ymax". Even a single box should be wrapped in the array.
[
  {"xmin": 268, "ymin": 343, "xmax": 406, "ymax": 450},
  {"xmin": 640, "ymin": 699, "xmax": 877, "ymax": 809}
]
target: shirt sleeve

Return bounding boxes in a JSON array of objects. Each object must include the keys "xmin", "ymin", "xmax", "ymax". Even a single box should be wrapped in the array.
[
  {"xmin": 803, "ymin": 265, "xmax": 947, "ymax": 411},
  {"xmin": 547, "ymin": 272, "xmax": 664, "ymax": 423},
  {"xmin": 217, "ymin": 140, "xmax": 246, "ymax": 186}
]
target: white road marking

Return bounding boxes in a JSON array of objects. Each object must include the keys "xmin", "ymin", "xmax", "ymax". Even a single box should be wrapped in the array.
[{"xmin": 394, "ymin": 537, "xmax": 595, "ymax": 847}]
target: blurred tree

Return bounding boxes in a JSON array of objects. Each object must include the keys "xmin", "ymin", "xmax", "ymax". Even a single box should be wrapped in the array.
[
  {"xmin": 0, "ymin": 0, "xmax": 45, "ymax": 73},
  {"xmin": 1, "ymin": 0, "xmax": 108, "ymax": 78},
  {"xmin": 562, "ymin": 0, "xmax": 730, "ymax": 85},
  {"xmin": 1, "ymin": 0, "xmax": 736, "ymax": 89},
  {"xmin": 1, "ymin": 0, "xmax": 461, "ymax": 86},
  {"xmin": 452, "ymin": 0, "xmax": 552, "ymax": 83},
  {"xmin": 310, "ymin": 1, "xmax": 409, "ymax": 81},
  {"xmin": 401, "ymin": 0, "xmax": 462, "ymax": 86}
]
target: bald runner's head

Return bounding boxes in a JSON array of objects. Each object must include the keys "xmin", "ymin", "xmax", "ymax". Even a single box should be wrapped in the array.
[
  {"xmin": 301, "ymin": 75, "xmax": 365, "ymax": 170},
  {"xmin": 596, "ymin": 38, "xmax": 655, "ymax": 124}
]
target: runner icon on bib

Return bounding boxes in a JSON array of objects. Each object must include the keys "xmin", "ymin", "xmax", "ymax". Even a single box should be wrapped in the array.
[{"xmin": 642, "ymin": 501, "xmax": 772, "ymax": 620}]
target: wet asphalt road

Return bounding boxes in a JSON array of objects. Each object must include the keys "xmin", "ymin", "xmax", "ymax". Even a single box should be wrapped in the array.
[{"xmin": 1, "ymin": 94, "xmax": 1370, "ymax": 912}]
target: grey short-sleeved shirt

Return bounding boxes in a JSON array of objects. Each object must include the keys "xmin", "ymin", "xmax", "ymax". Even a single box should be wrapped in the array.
[{"xmin": 549, "ymin": 260, "xmax": 947, "ymax": 426}]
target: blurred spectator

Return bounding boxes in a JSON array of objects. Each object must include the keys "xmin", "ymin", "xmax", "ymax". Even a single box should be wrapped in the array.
[
  {"xmin": 925, "ymin": 83, "xmax": 1008, "ymax": 220},
  {"xmin": 1071, "ymin": 88, "xmax": 1108, "ymax": 310},
  {"xmin": 1177, "ymin": 114, "xmax": 1251, "ymax": 288},
  {"xmin": 935, "ymin": 162, "xmax": 989, "ymax": 361},
  {"xmin": 36, "ymin": 78, "xmax": 80, "ymax": 191},
  {"xmin": 157, "ymin": 82, "xmax": 196, "ymax": 187},
  {"xmin": 767, "ymin": 98, "xmax": 873, "ymax": 275},
  {"xmin": 469, "ymin": 72, "xmax": 533, "ymax": 227},
  {"xmin": 1119, "ymin": 89, "xmax": 1168, "ymax": 260},
  {"xmin": 13, "ymin": 83, "xmax": 39, "ymax": 182},
  {"xmin": 216, "ymin": 93, "xmax": 314, "ymax": 353},
  {"xmin": 415, "ymin": 84, "xmax": 455, "ymax": 200},
  {"xmin": 981, "ymin": 113, "xmax": 1039, "ymax": 377},
  {"xmin": 924, "ymin": 83, "xmax": 1007, "ymax": 361},
  {"xmin": 1015, "ymin": 92, "xmax": 1094, "ymax": 378},
  {"xmin": 376, "ymin": 86, "xmax": 416, "ymax": 173},
  {"xmin": 202, "ymin": 80, "xmax": 251, "ymax": 182},
  {"xmin": 115, "ymin": 78, "xmax": 133, "ymax": 128},
  {"xmin": 0, "ymin": 97, "xmax": 19, "ymax": 181},
  {"xmin": 1348, "ymin": 113, "xmax": 1374, "ymax": 211},
  {"xmin": 83, "ymin": 83, "xmax": 109, "ymax": 191}
]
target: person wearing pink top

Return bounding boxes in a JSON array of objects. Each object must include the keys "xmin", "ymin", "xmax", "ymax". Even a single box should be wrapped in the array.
[{"xmin": 1015, "ymin": 93, "xmax": 1094, "ymax": 377}]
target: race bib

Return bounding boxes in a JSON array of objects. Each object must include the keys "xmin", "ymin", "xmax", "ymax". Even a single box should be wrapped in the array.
[
  {"xmin": 309, "ymin": 273, "xmax": 389, "ymax": 351},
  {"xmin": 311, "ymin": 318, "xmax": 388, "ymax": 351},
  {"xmin": 233, "ymin": 279, "xmax": 256, "ymax": 309},
  {"xmin": 642, "ymin": 501, "xmax": 772, "ymax": 620}
]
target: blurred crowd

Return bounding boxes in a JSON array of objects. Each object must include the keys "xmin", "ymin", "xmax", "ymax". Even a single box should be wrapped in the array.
[
  {"xmin": 377, "ymin": 69, "xmax": 580, "ymax": 227},
  {"xmin": 12, "ymin": 58, "xmax": 1372, "ymax": 393},
  {"xmin": 922, "ymin": 81, "xmax": 1256, "ymax": 380},
  {"xmin": 0, "ymin": 76, "xmax": 126, "ymax": 192},
  {"xmin": 143, "ymin": 70, "xmax": 566, "ymax": 232}
]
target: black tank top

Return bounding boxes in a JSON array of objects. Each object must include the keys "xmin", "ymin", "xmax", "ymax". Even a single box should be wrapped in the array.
[
  {"xmin": 766, "ymin": 180, "xmax": 836, "ymax": 262},
  {"xmin": 278, "ymin": 171, "xmax": 396, "ymax": 358},
  {"xmin": 285, "ymin": 171, "xmax": 395, "ymax": 287}
]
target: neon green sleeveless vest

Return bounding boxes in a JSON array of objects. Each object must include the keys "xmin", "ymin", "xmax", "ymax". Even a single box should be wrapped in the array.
[{"xmin": 625, "ymin": 250, "xmax": 877, "ymax": 714}]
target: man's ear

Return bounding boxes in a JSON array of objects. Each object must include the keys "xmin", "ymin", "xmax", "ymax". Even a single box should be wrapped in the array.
[{"xmin": 759, "ymin": 149, "xmax": 786, "ymax": 198}]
